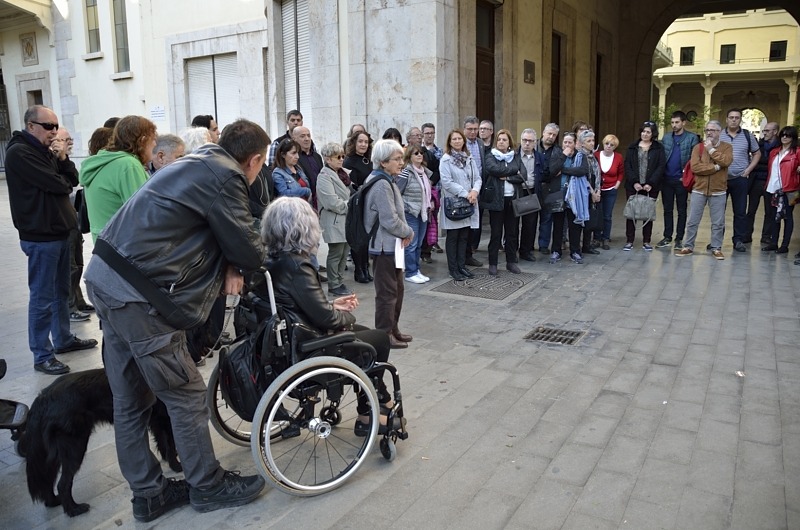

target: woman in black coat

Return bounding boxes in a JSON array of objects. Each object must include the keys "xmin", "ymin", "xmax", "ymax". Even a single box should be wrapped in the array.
[
  {"xmin": 623, "ymin": 121, "xmax": 666, "ymax": 251},
  {"xmin": 479, "ymin": 129, "xmax": 525, "ymax": 275}
]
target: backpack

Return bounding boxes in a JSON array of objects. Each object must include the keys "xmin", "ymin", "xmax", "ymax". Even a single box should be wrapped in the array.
[
  {"xmin": 682, "ymin": 143, "xmax": 704, "ymax": 191},
  {"xmin": 345, "ymin": 175, "xmax": 384, "ymax": 252}
]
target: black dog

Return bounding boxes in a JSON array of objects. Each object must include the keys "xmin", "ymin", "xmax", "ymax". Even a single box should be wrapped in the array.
[{"xmin": 18, "ymin": 368, "xmax": 181, "ymax": 517}]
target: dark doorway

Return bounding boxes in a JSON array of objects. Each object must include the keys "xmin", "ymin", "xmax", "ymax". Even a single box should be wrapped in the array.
[
  {"xmin": 595, "ymin": 54, "xmax": 602, "ymax": 133},
  {"xmin": 550, "ymin": 33, "xmax": 563, "ymax": 125},
  {"xmin": 476, "ymin": 1, "xmax": 495, "ymax": 123},
  {"xmin": 0, "ymin": 71, "xmax": 10, "ymax": 170}
]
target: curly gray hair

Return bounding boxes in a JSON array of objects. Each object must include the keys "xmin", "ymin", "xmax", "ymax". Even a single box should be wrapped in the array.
[
  {"xmin": 260, "ymin": 197, "xmax": 321, "ymax": 256},
  {"xmin": 371, "ymin": 139, "xmax": 403, "ymax": 169},
  {"xmin": 320, "ymin": 142, "xmax": 344, "ymax": 159}
]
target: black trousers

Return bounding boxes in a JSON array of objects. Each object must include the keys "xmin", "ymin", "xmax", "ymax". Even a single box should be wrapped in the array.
[
  {"xmin": 565, "ymin": 209, "xmax": 587, "ymax": 254},
  {"xmin": 445, "ymin": 227, "xmax": 470, "ymax": 272},
  {"xmin": 488, "ymin": 197, "xmax": 519, "ymax": 265},
  {"xmin": 746, "ymin": 177, "xmax": 772, "ymax": 241},
  {"xmin": 519, "ymin": 210, "xmax": 539, "ymax": 257}
]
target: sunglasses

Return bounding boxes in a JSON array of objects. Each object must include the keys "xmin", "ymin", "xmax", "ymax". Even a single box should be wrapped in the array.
[
  {"xmin": 31, "ymin": 121, "xmax": 59, "ymax": 131},
  {"xmin": 781, "ymin": 133, "xmax": 794, "ymax": 138}
]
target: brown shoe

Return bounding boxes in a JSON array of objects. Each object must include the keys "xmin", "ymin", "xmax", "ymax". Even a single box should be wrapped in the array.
[
  {"xmin": 393, "ymin": 331, "xmax": 413, "ymax": 343},
  {"xmin": 712, "ymin": 249, "xmax": 725, "ymax": 260},
  {"xmin": 389, "ymin": 336, "xmax": 408, "ymax": 349},
  {"xmin": 675, "ymin": 248, "xmax": 693, "ymax": 256}
]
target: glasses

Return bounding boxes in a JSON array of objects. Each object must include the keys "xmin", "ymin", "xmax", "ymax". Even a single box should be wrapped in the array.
[
  {"xmin": 704, "ymin": 129, "xmax": 721, "ymax": 133},
  {"xmin": 389, "ymin": 156, "xmax": 403, "ymax": 162},
  {"xmin": 781, "ymin": 133, "xmax": 793, "ymax": 138},
  {"xmin": 333, "ymin": 155, "xmax": 344, "ymax": 159},
  {"xmin": 413, "ymin": 151, "xmax": 424, "ymax": 156},
  {"xmin": 521, "ymin": 139, "xmax": 535, "ymax": 143},
  {"xmin": 30, "ymin": 121, "xmax": 59, "ymax": 131},
  {"xmin": 479, "ymin": 127, "xmax": 492, "ymax": 131}
]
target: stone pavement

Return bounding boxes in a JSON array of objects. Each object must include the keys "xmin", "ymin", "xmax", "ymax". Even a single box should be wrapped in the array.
[{"xmin": 0, "ymin": 179, "xmax": 798, "ymax": 529}]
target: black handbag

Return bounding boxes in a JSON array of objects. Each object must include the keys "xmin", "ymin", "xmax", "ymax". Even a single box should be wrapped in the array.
[
  {"xmin": 585, "ymin": 204, "xmax": 603, "ymax": 231},
  {"xmin": 512, "ymin": 180, "xmax": 541, "ymax": 217},
  {"xmin": 443, "ymin": 196, "xmax": 475, "ymax": 220},
  {"xmin": 76, "ymin": 189, "xmax": 90, "ymax": 234},
  {"xmin": 543, "ymin": 188, "xmax": 565, "ymax": 213}
]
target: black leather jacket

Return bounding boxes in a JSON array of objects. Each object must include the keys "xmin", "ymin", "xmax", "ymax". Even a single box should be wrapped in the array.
[
  {"xmin": 97, "ymin": 144, "xmax": 265, "ymax": 328},
  {"xmin": 479, "ymin": 152, "xmax": 524, "ymax": 211},
  {"xmin": 265, "ymin": 252, "xmax": 355, "ymax": 333}
]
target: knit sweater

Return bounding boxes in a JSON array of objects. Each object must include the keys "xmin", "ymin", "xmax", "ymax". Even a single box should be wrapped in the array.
[{"xmin": 363, "ymin": 170, "xmax": 413, "ymax": 255}]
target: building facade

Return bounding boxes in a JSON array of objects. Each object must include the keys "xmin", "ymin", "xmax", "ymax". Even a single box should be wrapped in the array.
[{"xmin": 652, "ymin": 8, "xmax": 800, "ymax": 133}]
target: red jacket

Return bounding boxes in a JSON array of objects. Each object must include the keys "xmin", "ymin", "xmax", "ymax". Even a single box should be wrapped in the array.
[
  {"xmin": 767, "ymin": 146, "xmax": 800, "ymax": 192},
  {"xmin": 594, "ymin": 150, "xmax": 624, "ymax": 190}
]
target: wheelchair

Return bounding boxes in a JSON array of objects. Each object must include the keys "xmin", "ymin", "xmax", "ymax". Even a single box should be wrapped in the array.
[
  {"xmin": 0, "ymin": 359, "xmax": 28, "ymax": 455},
  {"xmin": 207, "ymin": 272, "xmax": 407, "ymax": 496}
]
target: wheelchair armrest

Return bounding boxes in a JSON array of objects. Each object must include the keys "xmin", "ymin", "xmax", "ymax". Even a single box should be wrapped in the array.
[{"xmin": 298, "ymin": 331, "xmax": 356, "ymax": 354}]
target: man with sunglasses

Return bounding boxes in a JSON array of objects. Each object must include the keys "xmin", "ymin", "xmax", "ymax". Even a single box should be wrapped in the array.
[{"xmin": 5, "ymin": 105, "xmax": 97, "ymax": 375}]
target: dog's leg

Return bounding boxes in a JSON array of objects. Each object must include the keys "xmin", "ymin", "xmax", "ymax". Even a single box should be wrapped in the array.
[
  {"xmin": 150, "ymin": 400, "xmax": 182, "ymax": 472},
  {"xmin": 55, "ymin": 435, "xmax": 91, "ymax": 517}
]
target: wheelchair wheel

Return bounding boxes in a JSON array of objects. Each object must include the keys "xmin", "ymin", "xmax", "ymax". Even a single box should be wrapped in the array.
[
  {"xmin": 251, "ymin": 356, "xmax": 379, "ymax": 496},
  {"xmin": 207, "ymin": 364, "xmax": 252, "ymax": 446}
]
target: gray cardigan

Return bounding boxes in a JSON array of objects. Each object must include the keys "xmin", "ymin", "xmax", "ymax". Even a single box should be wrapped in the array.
[
  {"xmin": 316, "ymin": 166, "xmax": 350, "ymax": 244},
  {"xmin": 364, "ymin": 170, "xmax": 413, "ymax": 255},
  {"xmin": 396, "ymin": 163, "xmax": 432, "ymax": 218}
]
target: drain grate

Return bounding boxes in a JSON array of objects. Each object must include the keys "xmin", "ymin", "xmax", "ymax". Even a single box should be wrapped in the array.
[
  {"xmin": 430, "ymin": 269, "xmax": 543, "ymax": 300},
  {"xmin": 524, "ymin": 326, "xmax": 586, "ymax": 345}
]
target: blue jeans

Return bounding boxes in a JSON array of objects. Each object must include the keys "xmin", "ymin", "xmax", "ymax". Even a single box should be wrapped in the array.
[
  {"xmin": 599, "ymin": 188, "xmax": 618, "ymax": 240},
  {"xmin": 660, "ymin": 179, "xmax": 688, "ymax": 240},
  {"xmin": 20, "ymin": 239, "xmax": 75, "ymax": 364},
  {"xmin": 727, "ymin": 177, "xmax": 749, "ymax": 244},
  {"xmin": 404, "ymin": 213, "xmax": 427, "ymax": 278}
]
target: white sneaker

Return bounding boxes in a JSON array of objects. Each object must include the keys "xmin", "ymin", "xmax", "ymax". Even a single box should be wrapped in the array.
[
  {"xmin": 404, "ymin": 274, "xmax": 426, "ymax": 284},
  {"xmin": 417, "ymin": 272, "xmax": 430, "ymax": 282}
]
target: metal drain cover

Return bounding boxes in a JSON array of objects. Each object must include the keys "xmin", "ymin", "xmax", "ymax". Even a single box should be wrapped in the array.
[
  {"xmin": 430, "ymin": 269, "xmax": 543, "ymax": 300},
  {"xmin": 524, "ymin": 326, "xmax": 586, "ymax": 345}
]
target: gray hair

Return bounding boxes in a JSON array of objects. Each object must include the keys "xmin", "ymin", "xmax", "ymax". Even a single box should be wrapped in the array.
[
  {"xmin": 706, "ymin": 120, "xmax": 722, "ymax": 130},
  {"xmin": 578, "ymin": 130, "xmax": 595, "ymax": 144},
  {"xmin": 153, "ymin": 134, "xmax": 184, "ymax": 155},
  {"xmin": 371, "ymin": 139, "xmax": 403, "ymax": 169},
  {"xmin": 180, "ymin": 127, "xmax": 211, "ymax": 153},
  {"xmin": 463, "ymin": 116, "xmax": 479, "ymax": 127},
  {"xmin": 520, "ymin": 128, "xmax": 537, "ymax": 140},
  {"xmin": 320, "ymin": 141, "xmax": 344, "ymax": 158},
  {"xmin": 543, "ymin": 123, "xmax": 560, "ymax": 133},
  {"xmin": 260, "ymin": 197, "xmax": 321, "ymax": 256}
]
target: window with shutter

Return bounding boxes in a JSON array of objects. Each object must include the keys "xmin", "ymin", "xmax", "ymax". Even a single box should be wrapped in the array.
[{"xmin": 186, "ymin": 53, "xmax": 240, "ymax": 130}]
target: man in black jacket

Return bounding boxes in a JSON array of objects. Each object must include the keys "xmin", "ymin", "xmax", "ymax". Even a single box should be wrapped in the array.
[
  {"xmin": 83, "ymin": 119, "xmax": 269, "ymax": 522},
  {"xmin": 5, "ymin": 105, "xmax": 98, "ymax": 375}
]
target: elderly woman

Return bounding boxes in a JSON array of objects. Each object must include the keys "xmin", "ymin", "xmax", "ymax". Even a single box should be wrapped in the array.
[
  {"xmin": 440, "ymin": 129, "xmax": 482, "ymax": 280},
  {"xmin": 180, "ymin": 127, "xmax": 211, "ymax": 154},
  {"xmin": 396, "ymin": 145, "xmax": 433, "ymax": 284},
  {"xmin": 344, "ymin": 131, "xmax": 374, "ymax": 284},
  {"xmin": 79, "ymin": 115, "xmax": 157, "ymax": 242},
  {"xmin": 594, "ymin": 134, "xmax": 625, "ymax": 249},
  {"xmin": 273, "ymin": 139, "xmax": 312, "ymax": 200},
  {"xmin": 547, "ymin": 132, "xmax": 591, "ymax": 263},
  {"xmin": 579, "ymin": 130, "xmax": 602, "ymax": 255},
  {"xmin": 623, "ymin": 121, "xmax": 665, "ymax": 251},
  {"xmin": 261, "ymin": 197, "xmax": 399, "ymax": 434},
  {"xmin": 317, "ymin": 142, "xmax": 353, "ymax": 296},
  {"xmin": 364, "ymin": 139, "xmax": 414, "ymax": 349},
  {"xmin": 480, "ymin": 129, "xmax": 525, "ymax": 275}
]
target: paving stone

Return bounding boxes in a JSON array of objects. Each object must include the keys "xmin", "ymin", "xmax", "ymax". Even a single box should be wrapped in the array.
[
  {"xmin": 631, "ymin": 457, "xmax": 689, "ymax": 510},
  {"xmin": 540, "ymin": 394, "xmax": 595, "ymax": 426},
  {"xmin": 670, "ymin": 375, "xmax": 708, "ymax": 405},
  {"xmin": 603, "ymin": 360, "xmax": 648, "ymax": 395},
  {"xmin": 544, "ymin": 443, "xmax": 604, "ymax": 486},
  {"xmin": 620, "ymin": 497, "xmax": 679, "ymax": 529},
  {"xmin": 736, "ymin": 440, "xmax": 785, "ymax": 488},
  {"xmin": 695, "ymin": 417, "xmax": 740, "ymax": 455},
  {"xmin": 743, "ymin": 366, "xmax": 779, "ymax": 391},
  {"xmin": 507, "ymin": 478, "xmax": 582, "ymax": 530},
  {"xmin": 662, "ymin": 399, "xmax": 704, "ymax": 432},
  {"xmin": 740, "ymin": 411, "xmax": 782, "ymax": 445},
  {"xmin": 586, "ymin": 389, "xmax": 631, "ymax": 420},
  {"xmin": 707, "ymin": 370, "xmax": 744, "ymax": 397},
  {"xmin": 741, "ymin": 385, "xmax": 781, "ymax": 415},
  {"xmin": 572, "ymin": 469, "xmax": 636, "ymax": 523},
  {"xmin": 675, "ymin": 487, "xmax": 732, "ymax": 530},
  {"xmin": 702, "ymin": 392, "xmax": 742, "ymax": 424},
  {"xmin": 597, "ymin": 434, "xmax": 649, "ymax": 476},
  {"xmin": 647, "ymin": 426, "xmax": 696, "ymax": 465},
  {"xmin": 616, "ymin": 406, "xmax": 663, "ymax": 441},
  {"xmin": 731, "ymin": 482, "xmax": 787, "ymax": 530},
  {"xmin": 561, "ymin": 511, "xmax": 618, "ymax": 530},
  {"xmin": 519, "ymin": 420, "xmax": 576, "ymax": 459},
  {"xmin": 688, "ymin": 449, "xmax": 736, "ymax": 497},
  {"xmin": 567, "ymin": 415, "xmax": 619, "ymax": 448}
]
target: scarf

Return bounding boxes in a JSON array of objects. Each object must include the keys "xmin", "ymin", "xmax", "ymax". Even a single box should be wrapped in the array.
[
  {"xmin": 450, "ymin": 150, "xmax": 468, "ymax": 169},
  {"xmin": 334, "ymin": 166, "xmax": 351, "ymax": 187},
  {"xmin": 491, "ymin": 148, "xmax": 515, "ymax": 163}
]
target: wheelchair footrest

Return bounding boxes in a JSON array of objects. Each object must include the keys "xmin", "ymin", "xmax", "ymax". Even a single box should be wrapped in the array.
[{"xmin": 0, "ymin": 399, "xmax": 28, "ymax": 430}]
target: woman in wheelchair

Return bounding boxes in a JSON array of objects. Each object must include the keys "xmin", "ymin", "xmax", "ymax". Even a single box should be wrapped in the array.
[{"xmin": 260, "ymin": 197, "xmax": 401, "ymax": 435}]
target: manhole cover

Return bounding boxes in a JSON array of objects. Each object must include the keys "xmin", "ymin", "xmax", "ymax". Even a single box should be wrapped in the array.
[
  {"xmin": 430, "ymin": 269, "xmax": 542, "ymax": 300},
  {"xmin": 524, "ymin": 326, "xmax": 586, "ymax": 345}
]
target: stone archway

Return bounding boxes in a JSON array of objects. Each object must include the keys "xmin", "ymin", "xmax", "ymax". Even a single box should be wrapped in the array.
[{"xmin": 617, "ymin": 0, "xmax": 800, "ymax": 138}]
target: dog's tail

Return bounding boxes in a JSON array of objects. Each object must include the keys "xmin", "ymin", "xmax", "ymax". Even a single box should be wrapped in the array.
[{"xmin": 23, "ymin": 400, "xmax": 61, "ymax": 504}]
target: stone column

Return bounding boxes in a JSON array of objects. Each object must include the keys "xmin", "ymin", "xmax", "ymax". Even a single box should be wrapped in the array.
[
  {"xmin": 703, "ymin": 74, "xmax": 718, "ymax": 120},
  {"xmin": 657, "ymin": 75, "xmax": 671, "ymax": 134},
  {"xmin": 786, "ymin": 74, "xmax": 798, "ymax": 126}
]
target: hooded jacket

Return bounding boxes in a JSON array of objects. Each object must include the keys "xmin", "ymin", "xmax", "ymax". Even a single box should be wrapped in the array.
[
  {"xmin": 5, "ymin": 130, "xmax": 78, "ymax": 241},
  {"xmin": 79, "ymin": 150, "xmax": 148, "ymax": 242}
]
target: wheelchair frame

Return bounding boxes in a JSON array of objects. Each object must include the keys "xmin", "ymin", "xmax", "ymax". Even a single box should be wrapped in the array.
[{"xmin": 207, "ymin": 271, "xmax": 407, "ymax": 496}]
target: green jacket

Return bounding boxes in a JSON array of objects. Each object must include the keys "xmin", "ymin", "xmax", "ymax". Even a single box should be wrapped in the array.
[{"xmin": 79, "ymin": 150, "xmax": 148, "ymax": 242}]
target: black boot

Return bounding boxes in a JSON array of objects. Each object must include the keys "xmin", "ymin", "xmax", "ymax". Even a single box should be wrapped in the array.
[
  {"xmin": 354, "ymin": 267, "xmax": 369, "ymax": 284},
  {"xmin": 363, "ymin": 265, "xmax": 374, "ymax": 282}
]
